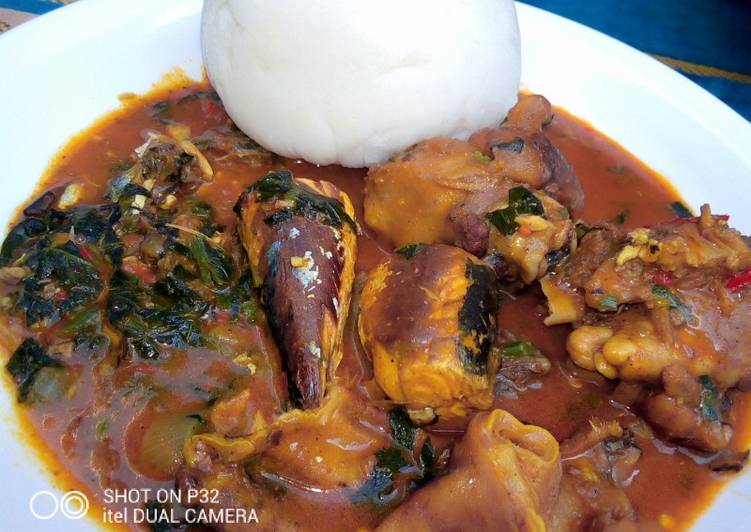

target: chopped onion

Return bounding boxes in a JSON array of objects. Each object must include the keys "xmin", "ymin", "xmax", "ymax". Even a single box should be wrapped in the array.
[{"xmin": 135, "ymin": 413, "xmax": 201, "ymax": 480}]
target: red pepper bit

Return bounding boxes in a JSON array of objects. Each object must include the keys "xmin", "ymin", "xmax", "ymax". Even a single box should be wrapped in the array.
[
  {"xmin": 203, "ymin": 98, "xmax": 224, "ymax": 119},
  {"xmin": 726, "ymin": 268, "xmax": 751, "ymax": 292},
  {"xmin": 213, "ymin": 310, "xmax": 232, "ymax": 324},
  {"xmin": 651, "ymin": 269, "xmax": 673, "ymax": 287},
  {"xmin": 122, "ymin": 258, "xmax": 158, "ymax": 285},
  {"xmin": 77, "ymin": 244, "xmax": 95, "ymax": 262},
  {"xmin": 53, "ymin": 289, "xmax": 69, "ymax": 302}
]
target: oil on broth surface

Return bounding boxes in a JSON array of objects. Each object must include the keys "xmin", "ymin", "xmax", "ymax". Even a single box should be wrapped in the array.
[{"xmin": 1, "ymin": 79, "xmax": 747, "ymax": 531}]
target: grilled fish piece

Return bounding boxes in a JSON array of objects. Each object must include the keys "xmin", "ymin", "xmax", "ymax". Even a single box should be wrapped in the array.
[{"xmin": 236, "ymin": 170, "xmax": 357, "ymax": 408}]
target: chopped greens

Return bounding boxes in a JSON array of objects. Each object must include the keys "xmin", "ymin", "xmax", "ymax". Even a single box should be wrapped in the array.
[
  {"xmin": 652, "ymin": 284, "xmax": 691, "ymax": 322},
  {"xmin": 354, "ymin": 408, "xmax": 440, "ymax": 509},
  {"xmin": 486, "ymin": 186, "xmax": 545, "ymax": 236},
  {"xmin": 96, "ymin": 419, "xmax": 110, "ymax": 438},
  {"xmin": 671, "ymin": 201, "xmax": 693, "ymax": 219},
  {"xmin": 16, "ymin": 241, "xmax": 103, "ymax": 326},
  {"xmin": 249, "ymin": 171, "xmax": 355, "ymax": 229},
  {"xmin": 351, "ymin": 447, "xmax": 408, "ymax": 507},
  {"xmin": 108, "ymin": 270, "xmax": 208, "ymax": 359},
  {"xmin": 60, "ymin": 307, "xmax": 102, "ymax": 335},
  {"xmin": 150, "ymin": 100, "xmax": 172, "ymax": 123},
  {"xmin": 351, "ymin": 446, "xmax": 413, "ymax": 508},
  {"xmin": 493, "ymin": 137, "xmax": 525, "ymax": 153},
  {"xmin": 394, "ymin": 243, "xmax": 426, "ymax": 259},
  {"xmin": 0, "ymin": 203, "xmax": 124, "ymax": 327},
  {"xmin": 599, "ymin": 294, "xmax": 619, "ymax": 311},
  {"xmin": 699, "ymin": 375, "xmax": 719, "ymax": 422},
  {"xmin": 389, "ymin": 407, "xmax": 417, "ymax": 450},
  {"xmin": 189, "ymin": 237, "xmax": 232, "ymax": 288},
  {"xmin": 502, "ymin": 340, "xmax": 537, "ymax": 358},
  {"xmin": 6, "ymin": 339, "xmax": 64, "ymax": 403},
  {"xmin": 613, "ymin": 209, "xmax": 630, "ymax": 225}
]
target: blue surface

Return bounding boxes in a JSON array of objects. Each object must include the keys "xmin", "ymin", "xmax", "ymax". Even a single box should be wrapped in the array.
[
  {"xmin": 522, "ymin": 0, "xmax": 751, "ymax": 120},
  {"xmin": 2, "ymin": 0, "xmax": 58, "ymax": 15},
  {"xmin": 3, "ymin": 1, "xmax": 750, "ymax": 120}
]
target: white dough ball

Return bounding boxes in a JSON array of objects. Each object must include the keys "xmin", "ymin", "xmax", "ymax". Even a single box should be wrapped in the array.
[{"xmin": 202, "ymin": 0, "xmax": 521, "ymax": 168}]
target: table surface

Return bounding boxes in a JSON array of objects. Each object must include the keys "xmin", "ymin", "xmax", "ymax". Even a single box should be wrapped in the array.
[{"xmin": 1, "ymin": 0, "xmax": 749, "ymax": 121}]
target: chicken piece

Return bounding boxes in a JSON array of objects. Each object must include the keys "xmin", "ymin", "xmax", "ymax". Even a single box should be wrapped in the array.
[
  {"xmin": 364, "ymin": 138, "xmax": 575, "ymax": 284},
  {"xmin": 469, "ymin": 94, "xmax": 584, "ymax": 211},
  {"xmin": 544, "ymin": 206, "xmax": 751, "ymax": 318},
  {"xmin": 482, "ymin": 185, "xmax": 575, "ymax": 284},
  {"xmin": 377, "ymin": 409, "xmax": 562, "ymax": 532},
  {"xmin": 545, "ymin": 208, "xmax": 751, "ymax": 453},
  {"xmin": 552, "ymin": 209, "xmax": 751, "ymax": 384},
  {"xmin": 552, "ymin": 420, "xmax": 644, "ymax": 531},
  {"xmin": 182, "ymin": 387, "xmax": 392, "ymax": 531},
  {"xmin": 358, "ymin": 244, "xmax": 499, "ymax": 417},
  {"xmin": 235, "ymin": 170, "xmax": 357, "ymax": 408},
  {"xmin": 364, "ymin": 137, "xmax": 506, "ymax": 247}
]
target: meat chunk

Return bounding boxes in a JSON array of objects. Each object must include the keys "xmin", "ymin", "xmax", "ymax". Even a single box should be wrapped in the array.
[
  {"xmin": 553, "ymin": 419, "xmax": 645, "ymax": 531},
  {"xmin": 236, "ymin": 170, "xmax": 357, "ymax": 408},
  {"xmin": 469, "ymin": 94, "xmax": 584, "ymax": 211},
  {"xmin": 483, "ymin": 185, "xmax": 574, "ymax": 284},
  {"xmin": 181, "ymin": 387, "xmax": 392, "ymax": 531},
  {"xmin": 544, "ymin": 207, "xmax": 751, "ymax": 452},
  {"xmin": 358, "ymin": 244, "xmax": 499, "ymax": 417},
  {"xmin": 364, "ymin": 138, "xmax": 575, "ymax": 284},
  {"xmin": 377, "ymin": 409, "xmax": 562, "ymax": 531},
  {"xmin": 544, "ymin": 207, "xmax": 751, "ymax": 319},
  {"xmin": 364, "ymin": 137, "xmax": 507, "ymax": 247}
]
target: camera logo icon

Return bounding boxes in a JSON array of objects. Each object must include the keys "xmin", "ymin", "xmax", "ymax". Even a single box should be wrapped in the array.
[{"xmin": 29, "ymin": 490, "xmax": 89, "ymax": 520}]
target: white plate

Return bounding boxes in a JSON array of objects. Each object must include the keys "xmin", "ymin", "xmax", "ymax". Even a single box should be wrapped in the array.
[{"xmin": 0, "ymin": 0, "xmax": 749, "ymax": 529}]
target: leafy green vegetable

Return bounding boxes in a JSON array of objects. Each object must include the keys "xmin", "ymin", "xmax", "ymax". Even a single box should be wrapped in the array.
[
  {"xmin": 153, "ymin": 274, "xmax": 207, "ymax": 314},
  {"xmin": 16, "ymin": 241, "xmax": 103, "ymax": 326},
  {"xmin": 389, "ymin": 407, "xmax": 417, "ymax": 450},
  {"xmin": 108, "ymin": 270, "xmax": 207, "ymax": 359},
  {"xmin": 150, "ymin": 100, "xmax": 172, "ymax": 123},
  {"xmin": 189, "ymin": 237, "xmax": 232, "ymax": 288},
  {"xmin": 249, "ymin": 171, "xmax": 355, "ymax": 229},
  {"xmin": 96, "ymin": 419, "xmax": 110, "ymax": 438},
  {"xmin": 502, "ymin": 340, "xmax": 537, "ymax": 358},
  {"xmin": 351, "ymin": 447, "xmax": 411, "ymax": 507},
  {"xmin": 613, "ymin": 209, "xmax": 630, "ymax": 225},
  {"xmin": 699, "ymin": 375, "xmax": 720, "ymax": 422},
  {"xmin": 354, "ymin": 407, "xmax": 441, "ymax": 509},
  {"xmin": 652, "ymin": 284, "xmax": 691, "ymax": 322},
  {"xmin": 493, "ymin": 137, "xmax": 525, "ymax": 153},
  {"xmin": 6, "ymin": 339, "xmax": 64, "ymax": 403},
  {"xmin": 599, "ymin": 294, "xmax": 619, "ymax": 311},
  {"xmin": 394, "ymin": 243, "xmax": 426, "ymax": 259},
  {"xmin": 214, "ymin": 271, "xmax": 264, "ymax": 321},
  {"xmin": 60, "ymin": 307, "xmax": 102, "ymax": 335},
  {"xmin": 671, "ymin": 201, "xmax": 693, "ymax": 219},
  {"xmin": 0, "ymin": 217, "xmax": 50, "ymax": 267},
  {"xmin": 0, "ymin": 203, "xmax": 122, "ymax": 328},
  {"xmin": 544, "ymin": 247, "xmax": 569, "ymax": 270},
  {"xmin": 189, "ymin": 199, "xmax": 213, "ymax": 218},
  {"xmin": 486, "ymin": 186, "xmax": 545, "ymax": 236}
]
